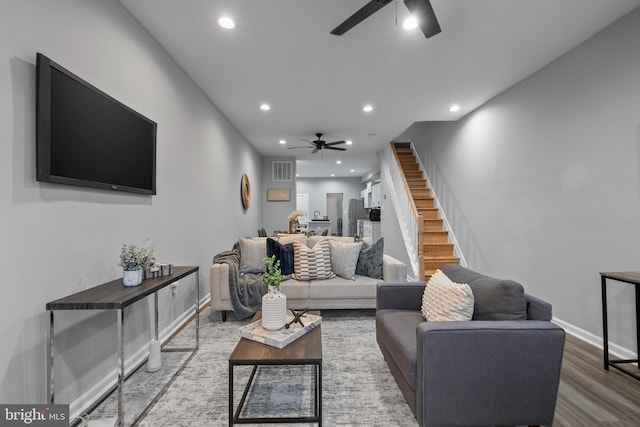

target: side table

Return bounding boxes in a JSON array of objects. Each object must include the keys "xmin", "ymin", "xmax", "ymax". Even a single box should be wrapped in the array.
[{"xmin": 600, "ymin": 271, "xmax": 640, "ymax": 381}]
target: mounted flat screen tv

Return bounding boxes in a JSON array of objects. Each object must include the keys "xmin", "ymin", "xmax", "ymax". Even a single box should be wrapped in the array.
[{"xmin": 36, "ymin": 53, "xmax": 157, "ymax": 195}]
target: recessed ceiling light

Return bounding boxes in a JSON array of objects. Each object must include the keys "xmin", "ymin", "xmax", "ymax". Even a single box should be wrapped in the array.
[
  {"xmin": 279, "ymin": 139, "xmax": 286, "ymax": 145},
  {"xmin": 350, "ymin": 169, "xmax": 355, "ymax": 173},
  {"xmin": 218, "ymin": 16, "xmax": 235, "ymax": 29},
  {"xmin": 330, "ymin": 174, "xmax": 335, "ymax": 177},
  {"xmin": 260, "ymin": 103, "xmax": 270, "ymax": 111},
  {"xmin": 336, "ymin": 160, "xmax": 342, "ymax": 164},
  {"xmin": 363, "ymin": 105, "xmax": 373, "ymax": 113},
  {"xmin": 449, "ymin": 104, "xmax": 460, "ymax": 112},
  {"xmin": 403, "ymin": 16, "xmax": 418, "ymax": 30},
  {"xmin": 346, "ymin": 140, "xmax": 353, "ymax": 145}
]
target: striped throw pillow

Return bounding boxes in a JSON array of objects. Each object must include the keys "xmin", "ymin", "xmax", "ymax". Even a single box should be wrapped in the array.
[{"xmin": 292, "ymin": 240, "xmax": 336, "ymax": 281}]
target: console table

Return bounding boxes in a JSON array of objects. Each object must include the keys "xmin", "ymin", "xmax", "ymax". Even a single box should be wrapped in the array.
[
  {"xmin": 46, "ymin": 266, "xmax": 200, "ymax": 426},
  {"xmin": 599, "ymin": 271, "xmax": 640, "ymax": 381}
]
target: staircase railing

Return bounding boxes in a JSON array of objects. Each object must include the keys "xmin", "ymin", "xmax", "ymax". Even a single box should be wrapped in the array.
[{"xmin": 379, "ymin": 143, "xmax": 425, "ymax": 281}]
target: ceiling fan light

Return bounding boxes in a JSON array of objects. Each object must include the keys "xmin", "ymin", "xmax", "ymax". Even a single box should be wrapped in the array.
[
  {"xmin": 449, "ymin": 104, "xmax": 460, "ymax": 112},
  {"xmin": 403, "ymin": 16, "xmax": 418, "ymax": 30},
  {"xmin": 218, "ymin": 16, "xmax": 235, "ymax": 29},
  {"xmin": 363, "ymin": 105, "xmax": 373, "ymax": 112},
  {"xmin": 260, "ymin": 103, "xmax": 270, "ymax": 111},
  {"xmin": 336, "ymin": 160, "xmax": 342, "ymax": 164}
]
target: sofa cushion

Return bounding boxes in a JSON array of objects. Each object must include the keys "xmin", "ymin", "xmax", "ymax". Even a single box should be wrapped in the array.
[
  {"xmin": 308, "ymin": 235, "xmax": 354, "ymax": 248},
  {"xmin": 356, "ymin": 237, "xmax": 384, "ymax": 279},
  {"xmin": 279, "ymin": 280, "xmax": 310, "ymax": 300},
  {"xmin": 277, "ymin": 234, "xmax": 308, "ymax": 245},
  {"xmin": 443, "ymin": 264, "xmax": 527, "ymax": 320},
  {"xmin": 266, "ymin": 238, "xmax": 294, "ymax": 275},
  {"xmin": 309, "ymin": 275, "xmax": 379, "ymax": 299},
  {"xmin": 239, "ymin": 237, "xmax": 266, "ymax": 274},
  {"xmin": 292, "ymin": 240, "xmax": 335, "ymax": 281},
  {"xmin": 376, "ymin": 309, "xmax": 424, "ymax": 392},
  {"xmin": 421, "ymin": 270, "xmax": 474, "ymax": 321},
  {"xmin": 329, "ymin": 240, "xmax": 363, "ymax": 280}
]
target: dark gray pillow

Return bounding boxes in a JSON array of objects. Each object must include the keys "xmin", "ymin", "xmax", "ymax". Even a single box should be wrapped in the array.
[
  {"xmin": 442, "ymin": 264, "xmax": 526, "ymax": 320},
  {"xmin": 266, "ymin": 237, "xmax": 294, "ymax": 275},
  {"xmin": 356, "ymin": 238, "xmax": 384, "ymax": 279}
]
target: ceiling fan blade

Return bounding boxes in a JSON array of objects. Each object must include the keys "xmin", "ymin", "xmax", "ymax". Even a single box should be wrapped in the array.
[
  {"xmin": 325, "ymin": 146, "xmax": 347, "ymax": 151},
  {"xmin": 326, "ymin": 140, "xmax": 346, "ymax": 146},
  {"xmin": 312, "ymin": 148, "xmax": 319, "ymax": 154},
  {"xmin": 287, "ymin": 146, "xmax": 313, "ymax": 149},
  {"xmin": 404, "ymin": 0, "xmax": 441, "ymax": 38},
  {"xmin": 331, "ymin": 0, "xmax": 393, "ymax": 35}
]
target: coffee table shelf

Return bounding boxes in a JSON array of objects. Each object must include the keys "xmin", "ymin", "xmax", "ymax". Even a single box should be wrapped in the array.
[{"xmin": 228, "ymin": 311, "xmax": 322, "ymax": 425}]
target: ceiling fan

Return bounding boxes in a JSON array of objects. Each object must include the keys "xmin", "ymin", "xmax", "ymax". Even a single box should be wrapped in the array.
[
  {"xmin": 331, "ymin": 0, "xmax": 441, "ymax": 39},
  {"xmin": 288, "ymin": 133, "xmax": 347, "ymax": 154}
]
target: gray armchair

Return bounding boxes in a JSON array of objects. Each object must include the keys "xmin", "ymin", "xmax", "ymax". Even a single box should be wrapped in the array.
[{"xmin": 376, "ymin": 266, "xmax": 565, "ymax": 427}]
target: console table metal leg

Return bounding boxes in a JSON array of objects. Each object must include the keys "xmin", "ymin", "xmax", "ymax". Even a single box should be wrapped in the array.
[
  {"xmin": 117, "ymin": 308, "xmax": 125, "ymax": 427},
  {"xmin": 47, "ymin": 310, "xmax": 54, "ymax": 404},
  {"xmin": 636, "ymin": 284, "xmax": 640, "ymax": 368},
  {"xmin": 601, "ymin": 276, "xmax": 609, "ymax": 370},
  {"xmin": 154, "ymin": 293, "xmax": 159, "ymax": 340},
  {"xmin": 195, "ymin": 273, "xmax": 200, "ymax": 349}
]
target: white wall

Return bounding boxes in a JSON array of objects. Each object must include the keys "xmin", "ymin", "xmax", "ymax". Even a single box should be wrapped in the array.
[
  {"xmin": 0, "ymin": 0, "xmax": 262, "ymax": 407},
  {"xmin": 296, "ymin": 177, "xmax": 365, "ymax": 233},
  {"xmin": 398, "ymin": 7, "xmax": 640, "ymax": 354}
]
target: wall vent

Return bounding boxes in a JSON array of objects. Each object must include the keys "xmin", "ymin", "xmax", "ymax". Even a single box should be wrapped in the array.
[{"xmin": 272, "ymin": 161, "xmax": 293, "ymax": 181}]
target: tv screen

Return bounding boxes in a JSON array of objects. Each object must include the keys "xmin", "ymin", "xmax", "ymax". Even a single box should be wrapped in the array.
[{"xmin": 36, "ymin": 53, "xmax": 157, "ymax": 195}]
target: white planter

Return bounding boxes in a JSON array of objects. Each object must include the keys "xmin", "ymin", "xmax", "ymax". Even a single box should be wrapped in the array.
[
  {"xmin": 123, "ymin": 268, "xmax": 143, "ymax": 287},
  {"xmin": 262, "ymin": 290, "xmax": 287, "ymax": 330}
]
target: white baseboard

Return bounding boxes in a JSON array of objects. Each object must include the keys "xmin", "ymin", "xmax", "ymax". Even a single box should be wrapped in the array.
[
  {"xmin": 69, "ymin": 296, "xmax": 210, "ymax": 423},
  {"xmin": 552, "ymin": 316, "xmax": 638, "ymax": 361}
]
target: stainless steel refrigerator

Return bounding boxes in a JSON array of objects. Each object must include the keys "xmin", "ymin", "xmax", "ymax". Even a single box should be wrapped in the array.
[{"xmin": 348, "ymin": 198, "xmax": 367, "ymax": 237}]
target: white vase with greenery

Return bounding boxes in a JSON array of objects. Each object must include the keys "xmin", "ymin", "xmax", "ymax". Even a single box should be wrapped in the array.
[
  {"xmin": 119, "ymin": 244, "xmax": 155, "ymax": 287},
  {"xmin": 261, "ymin": 255, "xmax": 287, "ymax": 330}
]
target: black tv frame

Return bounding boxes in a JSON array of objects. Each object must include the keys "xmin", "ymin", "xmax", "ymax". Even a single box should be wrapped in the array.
[{"xmin": 36, "ymin": 53, "xmax": 157, "ymax": 195}]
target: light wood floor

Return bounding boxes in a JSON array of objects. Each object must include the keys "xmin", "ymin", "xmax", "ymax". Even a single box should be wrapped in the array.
[{"xmin": 554, "ymin": 334, "xmax": 640, "ymax": 426}]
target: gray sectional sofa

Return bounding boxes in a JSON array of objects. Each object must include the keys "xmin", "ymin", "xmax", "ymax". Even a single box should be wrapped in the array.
[
  {"xmin": 376, "ymin": 264, "xmax": 565, "ymax": 427},
  {"xmin": 211, "ymin": 234, "xmax": 407, "ymax": 320}
]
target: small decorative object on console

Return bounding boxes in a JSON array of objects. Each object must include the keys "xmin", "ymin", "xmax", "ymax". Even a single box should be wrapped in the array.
[
  {"xmin": 118, "ymin": 243, "xmax": 155, "ymax": 287},
  {"xmin": 144, "ymin": 262, "xmax": 174, "ymax": 279}
]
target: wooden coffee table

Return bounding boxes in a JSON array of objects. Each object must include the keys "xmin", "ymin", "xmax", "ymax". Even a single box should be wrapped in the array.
[{"xmin": 228, "ymin": 310, "xmax": 322, "ymax": 425}]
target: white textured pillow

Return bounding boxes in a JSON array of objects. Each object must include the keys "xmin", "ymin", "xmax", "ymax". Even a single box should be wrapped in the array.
[
  {"xmin": 239, "ymin": 237, "xmax": 266, "ymax": 274},
  {"xmin": 421, "ymin": 269, "xmax": 474, "ymax": 321},
  {"xmin": 329, "ymin": 240, "xmax": 363, "ymax": 280},
  {"xmin": 292, "ymin": 240, "xmax": 335, "ymax": 281}
]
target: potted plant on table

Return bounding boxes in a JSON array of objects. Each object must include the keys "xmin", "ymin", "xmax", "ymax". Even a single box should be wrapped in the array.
[
  {"xmin": 119, "ymin": 244, "xmax": 155, "ymax": 287},
  {"xmin": 261, "ymin": 255, "xmax": 287, "ymax": 330},
  {"xmin": 288, "ymin": 210, "xmax": 304, "ymax": 234}
]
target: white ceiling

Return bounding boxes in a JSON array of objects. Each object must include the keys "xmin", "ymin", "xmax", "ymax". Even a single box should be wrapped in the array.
[{"xmin": 120, "ymin": 0, "xmax": 640, "ymax": 177}]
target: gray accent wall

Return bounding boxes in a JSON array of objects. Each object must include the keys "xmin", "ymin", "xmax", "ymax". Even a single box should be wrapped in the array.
[
  {"xmin": 260, "ymin": 157, "xmax": 296, "ymax": 235},
  {"xmin": 1, "ymin": 0, "xmax": 261, "ymax": 406},
  {"xmin": 397, "ymin": 7, "xmax": 640, "ymax": 354}
]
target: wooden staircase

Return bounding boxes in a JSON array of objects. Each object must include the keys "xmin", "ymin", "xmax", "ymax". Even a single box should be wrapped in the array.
[{"xmin": 394, "ymin": 146, "xmax": 459, "ymax": 280}]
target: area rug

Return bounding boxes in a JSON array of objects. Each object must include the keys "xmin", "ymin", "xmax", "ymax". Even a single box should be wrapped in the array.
[{"xmin": 88, "ymin": 309, "xmax": 418, "ymax": 426}]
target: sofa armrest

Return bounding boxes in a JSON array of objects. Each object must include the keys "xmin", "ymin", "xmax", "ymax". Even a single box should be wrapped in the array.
[
  {"xmin": 526, "ymin": 293, "xmax": 552, "ymax": 320},
  {"xmin": 377, "ymin": 282, "xmax": 426, "ymax": 311},
  {"xmin": 415, "ymin": 320, "xmax": 565, "ymax": 426},
  {"xmin": 210, "ymin": 263, "xmax": 232, "ymax": 310},
  {"xmin": 383, "ymin": 254, "xmax": 407, "ymax": 282}
]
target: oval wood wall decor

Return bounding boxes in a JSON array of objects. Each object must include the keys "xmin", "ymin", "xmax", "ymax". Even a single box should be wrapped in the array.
[{"xmin": 241, "ymin": 173, "xmax": 250, "ymax": 209}]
